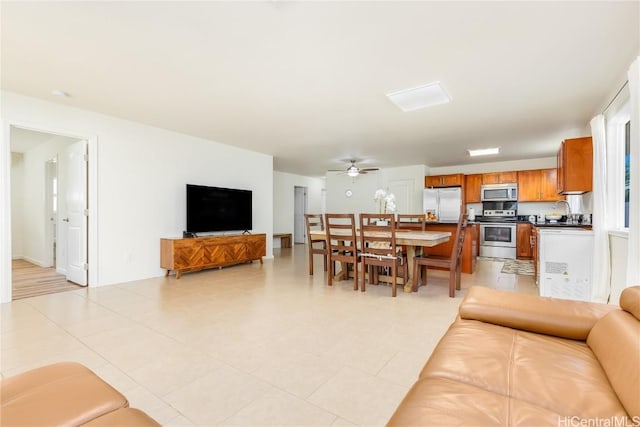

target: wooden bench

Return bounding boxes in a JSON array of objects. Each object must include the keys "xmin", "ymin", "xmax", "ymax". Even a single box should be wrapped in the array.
[{"xmin": 273, "ymin": 233, "xmax": 292, "ymax": 248}]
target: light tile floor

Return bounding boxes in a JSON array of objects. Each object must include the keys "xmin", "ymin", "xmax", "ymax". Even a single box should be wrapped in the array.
[{"xmin": 1, "ymin": 245, "xmax": 537, "ymax": 426}]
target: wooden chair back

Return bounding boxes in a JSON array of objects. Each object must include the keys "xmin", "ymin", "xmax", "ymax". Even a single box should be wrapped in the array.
[
  {"xmin": 305, "ymin": 214, "xmax": 325, "ymax": 242},
  {"xmin": 412, "ymin": 213, "xmax": 467, "ymax": 297},
  {"xmin": 450, "ymin": 214, "xmax": 468, "ymax": 269},
  {"xmin": 324, "ymin": 213, "xmax": 359, "ymax": 290},
  {"xmin": 359, "ymin": 214, "xmax": 398, "ymax": 258},
  {"xmin": 305, "ymin": 213, "xmax": 328, "ymax": 275},
  {"xmin": 359, "ymin": 213, "xmax": 406, "ymax": 297},
  {"xmin": 397, "ymin": 214, "xmax": 426, "ymax": 231}
]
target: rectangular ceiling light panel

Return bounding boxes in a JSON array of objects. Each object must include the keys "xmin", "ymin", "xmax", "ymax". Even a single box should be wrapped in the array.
[
  {"xmin": 468, "ymin": 147, "xmax": 500, "ymax": 157},
  {"xmin": 386, "ymin": 81, "xmax": 451, "ymax": 112}
]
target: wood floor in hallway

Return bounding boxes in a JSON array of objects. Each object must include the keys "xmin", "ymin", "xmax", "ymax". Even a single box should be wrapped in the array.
[{"xmin": 12, "ymin": 259, "xmax": 83, "ymax": 300}]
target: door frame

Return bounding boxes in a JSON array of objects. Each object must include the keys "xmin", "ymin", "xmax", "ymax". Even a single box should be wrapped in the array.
[
  {"xmin": 293, "ymin": 186, "xmax": 307, "ymax": 244},
  {"xmin": 44, "ymin": 156, "xmax": 58, "ymax": 268},
  {"xmin": 1, "ymin": 121, "xmax": 98, "ymax": 303}
]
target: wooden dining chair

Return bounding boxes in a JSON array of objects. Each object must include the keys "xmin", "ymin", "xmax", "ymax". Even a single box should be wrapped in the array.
[
  {"xmin": 304, "ymin": 214, "xmax": 329, "ymax": 275},
  {"xmin": 359, "ymin": 213, "xmax": 407, "ymax": 297},
  {"xmin": 396, "ymin": 214, "xmax": 426, "ymax": 231},
  {"xmin": 396, "ymin": 214, "xmax": 426, "ymax": 259},
  {"xmin": 413, "ymin": 214, "xmax": 467, "ymax": 297},
  {"xmin": 324, "ymin": 213, "xmax": 360, "ymax": 291}
]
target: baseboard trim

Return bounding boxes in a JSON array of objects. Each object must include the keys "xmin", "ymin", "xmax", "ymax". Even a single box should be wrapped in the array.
[{"xmin": 19, "ymin": 256, "xmax": 49, "ymax": 268}]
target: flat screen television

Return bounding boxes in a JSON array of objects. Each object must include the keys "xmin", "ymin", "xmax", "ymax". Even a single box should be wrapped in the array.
[{"xmin": 186, "ymin": 184, "xmax": 252, "ymax": 233}]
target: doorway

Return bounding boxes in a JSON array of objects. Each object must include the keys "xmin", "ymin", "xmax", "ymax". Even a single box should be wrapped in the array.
[
  {"xmin": 294, "ymin": 186, "xmax": 307, "ymax": 244},
  {"xmin": 10, "ymin": 126, "xmax": 88, "ymax": 299}
]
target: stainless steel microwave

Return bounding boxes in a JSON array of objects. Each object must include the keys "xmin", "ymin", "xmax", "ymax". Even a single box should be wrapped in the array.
[{"xmin": 481, "ymin": 184, "xmax": 518, "ymax": 201}]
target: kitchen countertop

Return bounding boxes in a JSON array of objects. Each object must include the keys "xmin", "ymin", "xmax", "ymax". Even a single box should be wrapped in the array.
[
  {"xmin": 472, "ymin": 216, "xmax": 591, "ymax": 228},
  {"xmin": 531, "ymin": 222, "xmax": 592, "ymax": 229},
  {"xmin": 404, "ymin": 218, "xmax": 591, "ymax": 228}
]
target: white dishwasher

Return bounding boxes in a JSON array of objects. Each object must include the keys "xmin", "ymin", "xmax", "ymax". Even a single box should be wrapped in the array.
[{"xmin": 538, "ymin": 228, "xmax": 594, "ymax": 302}]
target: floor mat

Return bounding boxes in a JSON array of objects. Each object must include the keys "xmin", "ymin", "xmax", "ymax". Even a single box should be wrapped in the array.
[
  {"xmin": 500, "ymin": 259, "xmax": 534, "ymax": 276},
  {"xmin": 478, "ymin": 257, "xmax": 535, "ymax": 276}
]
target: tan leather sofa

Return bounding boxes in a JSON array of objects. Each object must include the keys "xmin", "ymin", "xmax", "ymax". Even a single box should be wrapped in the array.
[
  {"xmin": 388, "ymin": 286, "xmax": 640, "ymax": 426},
  {"xmin": 1, "ymin": 362, "xmax": 160, "ymax": 426}
]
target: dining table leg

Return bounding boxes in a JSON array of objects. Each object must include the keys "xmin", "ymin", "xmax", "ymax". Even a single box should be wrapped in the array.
[
  {"xmin": 335, "ymin": 261, "xmax": 348, "ymax": 281},
  {"xmin": 404, "ymin": 245, "xmax": 418, "ymax": 293}
]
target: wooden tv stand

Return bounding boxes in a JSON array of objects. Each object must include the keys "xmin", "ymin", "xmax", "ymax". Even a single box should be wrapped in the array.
[{"xmin": 160, "ymin": 233, "xmax": 266, "ymax": 279}]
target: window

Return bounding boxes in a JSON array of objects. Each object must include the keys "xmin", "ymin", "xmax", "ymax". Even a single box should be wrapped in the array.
[
  {"xmin": 624, "ymin": 120, "xmax": 630, "ymax": 228},
  {"xmin": 605, "ymin": 88, "xmax": 630, "ymax": 231}
]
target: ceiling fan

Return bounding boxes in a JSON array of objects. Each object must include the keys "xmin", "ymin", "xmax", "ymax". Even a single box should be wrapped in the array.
[{"xmin": 328, "ymin": 160, "xmax": 379, "ymax": 177}]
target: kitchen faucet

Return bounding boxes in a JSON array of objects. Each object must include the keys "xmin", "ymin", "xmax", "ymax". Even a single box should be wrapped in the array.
[{"xmin": 553, "ymin": 200, "xmax": 572, "ymax": 219}]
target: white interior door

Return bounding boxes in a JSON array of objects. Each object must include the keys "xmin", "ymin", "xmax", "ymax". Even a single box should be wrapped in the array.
[
  {"xmin": 294, "ymin": 186, "xmax": 307, "ymax": 244},
  {"xmin": 65, "ymin": 141, "xmax": 88, "ymax": 285}
]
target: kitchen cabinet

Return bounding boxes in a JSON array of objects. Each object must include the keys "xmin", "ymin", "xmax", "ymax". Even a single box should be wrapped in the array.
[
  {"xmin": 425, "ymin": 173, "xmax": 464, "ymax": 187},
  {"xmin": 517, "ymin": 168, "xmax": 563, "ymax": 202},
  {"xmin": 516, "ymin": 223, "xmax": 532, "ymax": 259},
  {"xmin": 540, "ymin": 169, "xmax": 561, "ymax": 200},
  {"xmin": 482, "ymin": 171, "xmax": 518, "ymax": 184},
  {"xmin": 461, "ymin": 223, "xmax": 479, "ymax": 274},
  {"xmin": 557, "ymin": 136, "xmax": 593, "ymax": 194},
  {"xmin": 465, "ymin": 174, "xmax": 483, "ymax": 203}
]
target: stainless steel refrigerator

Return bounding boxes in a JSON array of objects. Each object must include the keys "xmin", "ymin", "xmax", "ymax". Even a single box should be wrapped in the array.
[{"xmin": 423, "ymin": 187, "xmax": 462, "ymax": 223}]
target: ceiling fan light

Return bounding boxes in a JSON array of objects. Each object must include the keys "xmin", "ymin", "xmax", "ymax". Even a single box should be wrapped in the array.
[{"xmin": 347, "ymin": 167, "xmax": 359, "ymax": 177}]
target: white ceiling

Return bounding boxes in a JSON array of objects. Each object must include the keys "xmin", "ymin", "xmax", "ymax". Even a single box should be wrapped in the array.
[{"xmin": 2, "ymin": 1, "xmax": 638, "ymax": 176}]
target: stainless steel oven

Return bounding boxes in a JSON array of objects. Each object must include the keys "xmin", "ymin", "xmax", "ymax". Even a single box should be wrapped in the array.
[{"xmin": 479, "ymin": 223, "xmax": 517, "ymax": 259}]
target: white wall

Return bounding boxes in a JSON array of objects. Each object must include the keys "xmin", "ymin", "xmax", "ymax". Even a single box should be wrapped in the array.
[
  {"xmin": 326, "ymin": 164, "xmax": 427, "ymax": 217},
  {"xmin": 1, "ymin": 91, "xmax": 274, "ymax": 301},
  {"xmin": 273, "ymin": 171, "xmax": 324, "ymax": 247},
  {"xmin": 609, "ymin": 232, "xmax": 628, "ymax": 305},
  {"xmin": 384, "ymin": 165, "xmax": 428, "ymax": 214},
  {"xmin": 10, "ymin": 152, "xmax": 24, "ymax": 258}
]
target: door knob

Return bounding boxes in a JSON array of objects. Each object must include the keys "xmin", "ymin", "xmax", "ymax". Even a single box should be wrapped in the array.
[{"xmin": 62, "ymin": 218, "xmax": 69, "ymax": 222}]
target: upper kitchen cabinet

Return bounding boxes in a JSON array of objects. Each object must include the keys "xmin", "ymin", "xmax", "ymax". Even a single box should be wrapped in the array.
[
  {"xmin": 518, "ymin": 168, "xmax": 563, "ymax": 202},
  {"xmin": 557, "ymin": 137, "xmax": 593, "ymax": 194},
  {"xmin": 465, "ymin": 174, "xmax": 483, "ymax": 203},
  {"xmin": 482, "ymin": 171, "xmax": 518, "ymax": 184},
  {"xmin": 425, "ymin": 173, "xmax": 464, "ymax": 187}
]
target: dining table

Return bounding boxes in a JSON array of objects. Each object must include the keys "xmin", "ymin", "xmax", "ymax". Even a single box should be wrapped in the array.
[{"xmin": 308, "ymin": 229, "xmax": 451, "ymax": 292}]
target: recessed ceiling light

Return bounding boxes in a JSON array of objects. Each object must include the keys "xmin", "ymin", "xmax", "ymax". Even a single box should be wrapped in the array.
[
  {"xmin": 51, "ymin": 89, "xmax": 69, "ymax": 98},
  {"xmin": 468, "ymin": 147, "xmax": 501, "ymax": 157},
  {"xmin": 386, "ymin": 81, "xmax": 451, "ymax": 112}
]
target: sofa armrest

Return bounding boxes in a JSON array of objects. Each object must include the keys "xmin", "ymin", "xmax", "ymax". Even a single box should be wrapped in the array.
[{"xmin": 459, "ymin": 286, "xmax": 618, "ymax": 340}]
